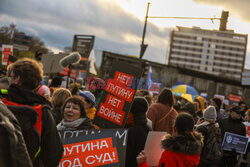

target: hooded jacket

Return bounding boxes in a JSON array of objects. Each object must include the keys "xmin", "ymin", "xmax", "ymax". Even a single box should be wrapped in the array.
[
  {"xmin": 125, "ymin": 112, "xmax": 152, "ymax": 167},
  {"xmin": 195, "ymin": 96, "xmax": 205, "ymax": 117},
  {"xmin": 139, "ymin": 131, "xmax": 203, "ymax": 167},
  {"xmin": 1, "ymin": 84, "xmax": 63, "ymax": 167}
]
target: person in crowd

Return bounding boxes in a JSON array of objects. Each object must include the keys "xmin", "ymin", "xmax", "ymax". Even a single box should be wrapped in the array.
[
  {"xmin": 49, "ymin": 76, "xmax": 63, "ymax": 96},
  {"xmin": 79, "ymin": 90, "xmax": 96, "ymax": 120},
  {"xmin": 0, "ymin": 99, "xmax": 32, "ymax": 167},
  {"xmin": 210, "ymin": 98, "xmax": 224, "ymax": 122},
  {"xmin": 57, "ymin": 96, "xmax": 94, "ymax": 131},
  {"xmin": 241, "ymin": 109, "xmax": 250, "ymax": 167},
  {"xmin": 50, "ymin": 88, "xmax": 72, "ymax": 125},
  {"xmin": 2, "ymin": 58, "xmax": 63, "ymax": 167},
  {"xmin": 136, "ymin": 113, "xmax": 203, "ymax": 167},
  {"xmin": 194, "ymin": 96, "xmax": 205, "ymax": 118},
  {"xmin": 86, "ymin": 77, "xmax": 106, "ymax": 108},
  {"xmin": 147, "ymin": 88, "xmax": 178, "ymax": 133},
  {"xmin": 37, "ymin": 85, "xmax": 51, "ymax": 101},
  {"xmin": 195, "ymin": 106, "xmax": 221, "ymax": 167},
  {"xmin": 180, "ymin": 102, "xmax": 198, "ymax": 123},
  {"xmin": 173, "ymin": 95, "xmax": 182, "ymax": 112},
  {"xmin": 125, "ymin": 97, "xmax": 152, "ymax": 167},
  {"xmin": 69, "ymin": 82, "xmax": 80, "ymax": 95},
  {"xmin": 239, "ymin": 101, "xmax": 248, "ymax": 112},
  {"xmin": 219, "ymin": 106, "xmax": 246, "ymax": 167},
  {"xmin": 0, "ymin": 77, "xmax": 9, "ymax": 89}
]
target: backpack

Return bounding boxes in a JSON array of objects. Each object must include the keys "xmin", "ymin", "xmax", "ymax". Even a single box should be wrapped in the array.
[
  {"xmin": 200, "ymin": 125, "xmax": 222, "ymax": 165},
  {"xmin": 2, "ymin": 98, "xmax": 42, "ymax": 161},
  {"xmin": 0, "ymin": 112, "xmax": 17, "ymax": 167}
]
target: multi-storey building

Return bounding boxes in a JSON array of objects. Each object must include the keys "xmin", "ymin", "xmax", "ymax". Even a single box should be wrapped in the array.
[{"xmin": 168, "ymin": 26, "xmax": 248, "ymax": 81}]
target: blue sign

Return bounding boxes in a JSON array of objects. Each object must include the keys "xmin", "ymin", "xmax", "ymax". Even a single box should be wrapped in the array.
[{"xmin": 222, "ymin": 132, "xmax": 249, "ymax": 154}]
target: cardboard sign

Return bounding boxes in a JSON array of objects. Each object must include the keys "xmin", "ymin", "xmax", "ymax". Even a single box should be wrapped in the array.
[
  {"xmin": 93, "ymin": 60, "xmax": 142, "ymax": 128},
  {"xmin": 144, "ymin": 131, "xmax": 166, "ymax": 166},
  {"xmin": 58, "ymin": 130, "xmax": 120, "ymax": 167},
  {"xmin": 228, "ymin": 94, "xmax": 242, "ymax": 102},
  {"xmin": 2, "ymin": 44, "xmax": 13, "ymax": 65},
  {"xmin": 222, "ymin": 132, "xmax": 249, "ymax": 154}
]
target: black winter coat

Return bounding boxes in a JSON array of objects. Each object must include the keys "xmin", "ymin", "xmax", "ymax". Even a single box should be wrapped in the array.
[
  {"xmin": 0, "ymin": 102, "xmax": 32, "ymax": 167},
  {"xmin": 125, "ymin": 114, "xmax": 152, "ymax": 167},
  {"xmin": 3, "ymin": 84, "xmax": 64, "ymax": 167},
  {"xmin": 219, "ymin": 115, "xmax": 246, "ymax": 156}
]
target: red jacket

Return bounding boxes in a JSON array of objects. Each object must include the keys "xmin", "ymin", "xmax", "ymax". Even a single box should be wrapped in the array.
[
  {"xmin": 139, "ymin": 150, "xmax": 200, "ymax": 167},
  {"xmin": 139, "ymin": 132, "xmax": 203, "ymax": 167}
]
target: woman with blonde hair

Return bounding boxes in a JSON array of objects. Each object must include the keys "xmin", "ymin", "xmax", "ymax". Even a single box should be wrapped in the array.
[{"xmin": 50, "ymin": 88, "xmax": 72, "ymax": 125}]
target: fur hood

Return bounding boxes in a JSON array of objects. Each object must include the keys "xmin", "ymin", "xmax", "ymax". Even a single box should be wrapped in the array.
[{"xmin": 161, "ymin": 131, "xmax": 203, "ymax": 155}]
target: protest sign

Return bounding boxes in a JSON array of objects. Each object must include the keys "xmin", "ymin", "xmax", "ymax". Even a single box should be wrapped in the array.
[
  {"xmin": 93, "ymin": 60, "xmax": 142, "ymax": 128},
  {"xmin": 144, "ymin": 131, "xmax": 166, "ymax": 166},
  {"xmin": 2, "ymin": 44, "xmax": 13, "ymax": 65},
  {"xmin": 148, "ymin": 82, "xmax": 161, "ymax": 94},
  {"xmin": 228, "ymin": 94, "xmax": 242, "ymax": 103},
  {"xmin": 58, "ymin": 129, "xmax": 127, "ymax": 167},
  {"xmin": 214, "ymin": 94, "xmax": 225, "ymax": 103},
  {"xmin": 222, "ymin": 132, "xmax": 249, "ymax": 154},
  {"xmin": 243, "ymin": 122, "xmax": 250, "ymax": 140}
]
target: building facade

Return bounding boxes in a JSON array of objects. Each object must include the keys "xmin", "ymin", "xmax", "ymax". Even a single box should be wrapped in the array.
[{"xmin": 169, "ymin": 26, "xmax": 248, "ymax": 81}]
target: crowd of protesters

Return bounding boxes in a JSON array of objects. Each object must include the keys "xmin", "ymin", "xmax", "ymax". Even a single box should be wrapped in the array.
[{"xmin": 0, "ymin": 58, "xmax": 249, "ymax": 167}]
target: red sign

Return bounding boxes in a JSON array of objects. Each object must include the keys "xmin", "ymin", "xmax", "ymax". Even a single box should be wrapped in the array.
[
  {"xmin": 59, "ymin": 137, "xmax": 118, "ymax": 167},
  {"xmin": 93, "ymin": 61, "xmax": 142, "ymax": 128},
  {"xmin": 105, "ymin": 79, "xmax": 135, "ymax": 103},
  {"xmin": 2, "ymin": 45, "xmax": 13, "ymax": 65},
  {"xmin": 59, "ymin": 67, "xmax": 78, "ymax": 78},
  {"xmin": 228, "ymin": 94, "xmax": 242, "ymax": 102}
]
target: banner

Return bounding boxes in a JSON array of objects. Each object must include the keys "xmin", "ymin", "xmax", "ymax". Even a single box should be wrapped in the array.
[
  {"xmin": 58, "ymin": 129, "xmax": 127, "ymax": 167},
  {"xmin": 222, "ymin": 132, "xmax": 249, "ymax": 154},
  {"xmin": 228, "ymin": 94, "xmax": 242, "ymax": 102},
  {"xmin": 2, "ymin": 44, "xmax": 13, "ymax": 65},
  {"xmin": 93, "ymin": 60, "xmax": 142, "ymax": 128}
]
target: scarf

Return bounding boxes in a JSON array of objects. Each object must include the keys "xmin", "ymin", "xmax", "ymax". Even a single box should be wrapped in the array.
[{"xmin": 57, "ymin": 118, "xmax": 86, "ymax": 131}]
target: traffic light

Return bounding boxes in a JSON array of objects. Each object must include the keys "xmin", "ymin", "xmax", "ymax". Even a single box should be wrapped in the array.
[
  {"xmin": 141, "ymin": 62, "xmax": 149, "ymax": 77},
  {"xmin": 219, "ymin": 11, "xmax": 229, "ymax": 31}
]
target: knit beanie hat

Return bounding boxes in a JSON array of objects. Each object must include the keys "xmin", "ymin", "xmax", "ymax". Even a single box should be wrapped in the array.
[
  {"xmin": 175, "ymin": 113, "xmax": 194, "ymax": 132},
  {"xmin": 212, "ymin": 98, "xmax": 221, "ymax": 108},
  {"xmin": 130, "ymin": 97, "xmax": 148, "ymax": 114},
  {"xmin": 181, "ymin": 102, "xmax": 196, "ymax": 116},
  {"xmin": 79, "ymin": 91, "xmax": 95, "ymax": 105},
  {"xmin": 203, "ymin": 106, "xmax": 217, "ymax": 121}
]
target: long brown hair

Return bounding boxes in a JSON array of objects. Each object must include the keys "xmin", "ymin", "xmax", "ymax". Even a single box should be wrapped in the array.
[
  {"xmin": 157, "ymin": 88, "xmax": 175, "ymax": 107},
  {"xmin": 51, "ymin": 88, "xmax": 72, "ymax": 110}
]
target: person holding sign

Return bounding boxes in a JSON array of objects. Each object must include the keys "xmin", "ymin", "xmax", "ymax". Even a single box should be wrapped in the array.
[
  {"xmin": 147, "ymin": 88, "xmax": 178, "ymax": 133},
  {"xmin": 137, "ymin": 113, "xmax": 203, "ymax": 167},
  {"xmin": 57, "ymin": 96, "xmax": 94, "ymax": 131},
  {"xmin": 219, "ymin": 106, "xmax": 246, "ymax": 167}
]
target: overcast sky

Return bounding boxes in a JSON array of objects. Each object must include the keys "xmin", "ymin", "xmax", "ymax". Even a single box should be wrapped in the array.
[{"xmin": 0, "ymin": 0, "xmax": 250, "ymax": 68}]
